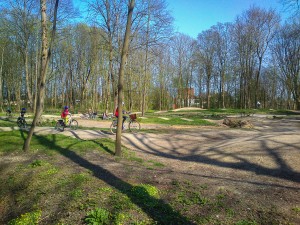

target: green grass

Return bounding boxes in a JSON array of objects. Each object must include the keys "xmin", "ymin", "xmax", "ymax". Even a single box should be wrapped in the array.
[{"xmin": 0, "ymin": 118, "xmax": 16, "ymax": 127}]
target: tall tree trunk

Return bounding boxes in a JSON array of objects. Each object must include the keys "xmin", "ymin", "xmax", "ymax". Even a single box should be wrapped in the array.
[
  {"xmin": 115, "ymin": 0, "xmax": 135, "ymax": 156},
  {"xmin": 0, "ymin": 48, "xmax": 4, "ymax": 111},
  {"xmin": 23, "ymin": 0, "xmax": 59, "ymax": 152},
  {"xmin": 221, "ymin": 68, "xmax": 225, "ymax": 108},
  {"xmin": 141, "ymin": 2, "xmax": 151, "ymax": 116},
  {"xmin": 24, "ymin": 47, "xmax": 33, "ymax": 109},
  {"xmin": 34, "ymin": 45, "xmax": 39, "ymax": 113}
]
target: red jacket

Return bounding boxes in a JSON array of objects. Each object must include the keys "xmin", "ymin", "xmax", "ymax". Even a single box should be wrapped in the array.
[
  {"xmin": 115, "ymin": 107, "xmax": 119, "ymax": 117},
  {"xmin": 61, "ymin": 109, "xmax": 69, "ymax": 118}
]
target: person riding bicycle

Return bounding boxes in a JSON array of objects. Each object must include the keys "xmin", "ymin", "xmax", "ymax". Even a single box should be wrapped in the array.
[
  {"xmin": 115, "ymin": 102, "xmax": 127, "ymax": 129},
  {"xmin": 16, "ymin": 108, "xmax": 27, "ymax": 127},
  {"xmin": 20, "ymin": 108, "xmax": 26, "ymax": 118},
  {"xmin": 61, "ymin": 106, "xmax": 69, "ymax": 126}
]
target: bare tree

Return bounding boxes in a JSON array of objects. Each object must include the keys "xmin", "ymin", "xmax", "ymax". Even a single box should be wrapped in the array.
[
  {"xmin": 233, "ymin": 12, "xmax": 257, "ymax": 108},
  {"xmin": 88, "ymin": 0, "xmax": 127, "ymax": 114},
  {"xmin": 136, "ymin": 0, "xmax": 173, "ymax": 115},
  {"xmin": 281, "ymin": 0, "xmax": 300, "ymax": 17},
  {"xmin": 23, "ymin": 0, "xmax": 59, "ymax": 152},
  {"xmin": 0, "ymin": 41, "xmax": 4, "ymax": 111},
  {"xmin": 250, "ymin": 7, "xmax": 280, "ymax": 108},
  {"xmin": 2, "ymin": 0, "xmax": 39, "ymax": 110},
  {"xmin": 210, "ymin": 23, "xmax": 232, "ymax": 108},
  {"xmin": 115, "ymin": 0, "xmax": 135, "ymax": 156},
  {"xmin": 197, "ymin": 29, "xmax": 216, "ymax": 109},
  {"xmin": 273, "ymin": 21, "xmax": 300, "ymax": 109}
]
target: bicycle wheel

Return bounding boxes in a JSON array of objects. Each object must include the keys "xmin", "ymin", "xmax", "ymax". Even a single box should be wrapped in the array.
[
  {"xmin": 17, "ymin": 117, "xmax": 23, "ymax": 127},
  {"xmin": 17, "ymin": 118, "xmax": 27, "ymax": 129},
  {"xmin": 55, "ymin": 120, "xmax": 65, "ymax": 132},
  {"xmin": 129, "ymin": 120, "xmax": 140, "ymax": 133},
  {"xmin": 70, "ymin": 119, "xmax": 78, "ymax": 130},
  {"xmin": 110, "ymin": 120, "xmax": 117, "ymax": 134}
]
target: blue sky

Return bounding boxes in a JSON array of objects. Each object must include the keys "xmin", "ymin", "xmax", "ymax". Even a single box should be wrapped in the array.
[
  {"xmin": 165, "ymin": 0, "xmax": 289, "ymax": 38},
  {"xmin": 73, "ymin": 0, "xmax": 290, "ymax": 39}
]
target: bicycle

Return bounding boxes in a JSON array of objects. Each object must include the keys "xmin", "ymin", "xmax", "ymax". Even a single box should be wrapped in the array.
[
  {"xmin": 110, "ymin": 113, "xmax": 140, "ymax": 134},
  {"xmin": 55, "ymin": 113, "xmax": 78, "ymax": 131},
  {"xmin": 17, "ymin": 116, "xmax": 27, "ymax": 128},
  {"xmin": 81, "ymin": 111, "xmax": 97, "ymax": 120}
]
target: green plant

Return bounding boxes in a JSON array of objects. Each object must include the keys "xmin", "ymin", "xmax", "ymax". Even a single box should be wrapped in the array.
[
  {"xmin": 292, "ymin": 206, "xmax": 300, "ymax": 213},
  {"xmin": 46, "ymin": 167, "xmax": 59, "ymax": 175},
  {"xmin": 110, "ymin": 192, "xmax": 133, "ymax": 211},
  {"xmin": 131, "ymin": 184, "xmax": 159, "ymax": 199},
  {"xmin": 113, "ymin": 212, "xmax": 127, "ymax": 225},
  {"xmin": 131, "ymin": 184, "xmax": 160, "ymax": 208},
  {"xmin": 70, "ymin": 188, "xmax": 83, "ymax": 199},
  {"xmin": 8, "ymin": 210, "xmax": 42, "ymax": 225},
  {"xmin": 73, "ymin": 173, "xmax": 89, "ymax": 184},
  {"xmin": 84, "ymin": 208, "xmax": 110, "ymax": 225},
  {"xmin": 226, "ymin": 208, "xmax": 235, "ymax": 217},
  {"xmin": 98, "ymin": 187, "xmax": 113, "ymax": 193},
  {"xmin": 30, "ymin": 160, "xmax": 44, "ymax": 168}
]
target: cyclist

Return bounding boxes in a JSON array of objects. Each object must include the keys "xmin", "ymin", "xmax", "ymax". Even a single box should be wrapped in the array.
[
  {"xmin": 61, "ymin": 106, "xmax": 69, "ymax": 126},
  {"xmin": 20, "ymin": 108, "xmax": 26, "ymax": 118},
  {"xmin": 17, "ymin": 108, "xmax": 26, "ymax": 127},
  {"xmin": 115, "ymin": 102, "xmax": 127, "ymax": 129}
]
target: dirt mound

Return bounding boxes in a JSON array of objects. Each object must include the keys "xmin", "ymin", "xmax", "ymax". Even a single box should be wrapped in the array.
[{"xmin": 223, "ymin": 117, "xmax": 254, "ymax": 128}]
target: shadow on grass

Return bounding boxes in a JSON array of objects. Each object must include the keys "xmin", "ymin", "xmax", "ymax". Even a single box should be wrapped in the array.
[
  {"xmin": 0, "ymin": 117, "xmax": 17, "ymax": 127},
  {"xmin": 32, "ymin": 134, "xmax": 194, "ymax": 224}
]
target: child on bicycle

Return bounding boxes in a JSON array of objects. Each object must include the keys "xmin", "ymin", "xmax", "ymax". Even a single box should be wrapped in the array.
[
  {"xmin": 61, "ymin": 106, "xmax": 69, "ymax": 126},
  {"xmin": 20, "ymin": 108, "xmax": 26, "ymax": 118},
  {"xmin": 17, "ymin": 107, "xmax": 26, "ymax": 123}
]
